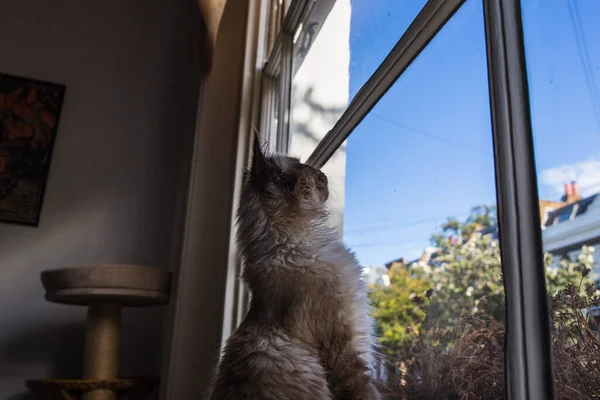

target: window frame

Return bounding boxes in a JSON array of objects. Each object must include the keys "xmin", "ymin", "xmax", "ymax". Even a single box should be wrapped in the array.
[
  {"xmin": 253, "ymin": 0, "xmax": 556, "ymax": 398},
  {"xmin": 160, "ymin": 1, "xmax": 271, "ymax": 398},
  {"xmin": 482, "ymin": 1, "xmax": 555, "ymax": 397},
  {"xmin": 260, "ymin": 0, "xmax": 336, "ymax": 153}
]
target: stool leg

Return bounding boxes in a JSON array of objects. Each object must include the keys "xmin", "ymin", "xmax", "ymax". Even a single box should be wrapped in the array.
[{"xmin": 82, "ymin": 303, "xmax": 121, "ymax": 400}]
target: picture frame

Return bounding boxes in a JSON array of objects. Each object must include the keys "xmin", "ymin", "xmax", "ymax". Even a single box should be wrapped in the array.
[{"xmin": 0, "ymin": 72, "xmax": 66, "ymax": 226}]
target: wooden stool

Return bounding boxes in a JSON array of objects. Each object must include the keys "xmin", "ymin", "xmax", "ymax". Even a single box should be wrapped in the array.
[{"xmin": 31, "ymin": 265, "xmax": 171, "ymax": 400}]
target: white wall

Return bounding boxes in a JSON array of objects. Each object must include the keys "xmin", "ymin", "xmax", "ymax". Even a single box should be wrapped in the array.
[
  {"xmin": 0, "ymin": 1, "xmax": 202, "ymax": 398},
  {"xmin": 290, "ymin": 0, "xmax": 351, "ymax": 235}
]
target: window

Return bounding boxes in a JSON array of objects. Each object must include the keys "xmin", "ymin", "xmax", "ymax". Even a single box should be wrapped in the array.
[
  {"xmin": 555, "ymin": 207, "xmax": 575, "ymax": 224},
  {"xmin": 250, "ymin": 0, "xmax": 561, "ymax": 397}
]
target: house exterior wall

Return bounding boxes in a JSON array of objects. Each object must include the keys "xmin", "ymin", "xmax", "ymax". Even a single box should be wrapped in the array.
[{"xmin": 290, "ymin": 0, "xmax": 351, "ymax": 236}]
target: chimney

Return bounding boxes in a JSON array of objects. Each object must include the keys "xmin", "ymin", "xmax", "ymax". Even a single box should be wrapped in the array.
[
  {"xmin": 563, "ymin": 181, "xmax": 582, "ymax": 203},
  {"xmin": 572, "ymin": 181, "xmax": 579, "ymax": 197}
]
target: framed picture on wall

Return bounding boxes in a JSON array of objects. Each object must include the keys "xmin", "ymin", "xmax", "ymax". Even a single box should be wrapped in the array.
[{"xmin": 0, "ymin": 72, "xmax": 66, "ymax": 226}]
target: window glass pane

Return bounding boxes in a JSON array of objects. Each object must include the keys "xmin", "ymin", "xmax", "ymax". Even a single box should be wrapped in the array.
[
  {"xmin": 523, "ymin": 2, "xmax": 600, "ymax": 397},
  {"xmin": 321, "ymin": 1, "xmax": 506, "ymax": 395},
  {"xmin": 348, "ymin": 0, "xmax": 427, "ymax": 99},
  {"xmin": 289, "ymin": 0, "xmax": 427, "ymax": 161}
]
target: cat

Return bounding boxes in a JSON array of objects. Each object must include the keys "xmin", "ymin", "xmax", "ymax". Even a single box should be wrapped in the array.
[{"xmin": 205, "ymin": 135, "xmax": 380, "ymax": 400}]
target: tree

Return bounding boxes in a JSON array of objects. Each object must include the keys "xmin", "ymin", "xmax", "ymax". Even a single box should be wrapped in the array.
[
  {"xmin": 369, "ymin": 206, "xmax": 595, "ymax": 357},
  {"xmin": 425, "ymin": 232, "xmax": 505, "ymax": 327},
  {"xmin": 431, "ymin": 204, "xmax": 496, "ymax": 247},
  {"xmin": 368, "ymin": 265, "xmax": 429, "ymax": 357}
]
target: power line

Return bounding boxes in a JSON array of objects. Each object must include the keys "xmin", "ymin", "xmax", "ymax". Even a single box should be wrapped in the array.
[
  {"xmin": 344, "ymin": 214, "xmax": 466, "ymax": 235},
  {"xmin": 567, "ymin": 0, "xmax": 600, "ymax": 132},
  {"xmin": 348, "ymin": 237, "xmax": 428, "ymax": 249},
  {"xmin": 347, "ymin": 212, "xmax": 451, "ymax": 227},
  {"xmin": 347, "ymin": 210, "xmax": 470, "ymax": 227},
  {"xmin": 371, "ymin": 113, "xmax": 490, "ymax": 156}
]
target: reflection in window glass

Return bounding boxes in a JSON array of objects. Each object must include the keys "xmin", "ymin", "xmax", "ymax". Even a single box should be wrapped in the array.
[
  {"xmin": 524, "ymin": 2, "xmax": 600, "ymax": 397},
  {"xmin": 326, "ymin": 1, "xmax": 506, "ymax": 395}
]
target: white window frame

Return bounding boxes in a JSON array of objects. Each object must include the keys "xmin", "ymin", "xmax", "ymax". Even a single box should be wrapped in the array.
[{"xmin": 160, "ymin": 1, "xmax": 270, "ymax": 399}]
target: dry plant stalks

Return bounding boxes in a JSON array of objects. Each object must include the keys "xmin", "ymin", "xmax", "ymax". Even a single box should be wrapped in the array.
[
  {"xmin": 378, "ymin": 267, "xmax": 600, "ymax": 400},
  {"xmin": 551, "ymin": 278, "xmax": 600, "ymax": 400}
]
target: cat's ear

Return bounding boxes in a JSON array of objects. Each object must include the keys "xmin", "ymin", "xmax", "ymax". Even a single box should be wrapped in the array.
[{"xmin": 251, "ymin": 132, "xmax": 268, "ymax": 178}]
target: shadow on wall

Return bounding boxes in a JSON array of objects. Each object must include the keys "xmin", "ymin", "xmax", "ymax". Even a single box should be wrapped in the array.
[
  {"xmin": 0, "ymin": 323, "xmax": 84, "ymax": 400},
  {"xmin": 0, "ymin": 323, "xmax": 84, "ymax": 376},
  {"xmin": 6, "ymin": 393, "xmax": 33, "ymax": 400},
  {"xmin": 291, "ymin": 85, "xmax": 347, "ymax": 154},
  {"xmin": 0, "ymin": 308, "xmax": 164, "ymax": 399}
]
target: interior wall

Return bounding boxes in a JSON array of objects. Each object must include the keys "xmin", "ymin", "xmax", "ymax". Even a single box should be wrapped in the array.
[{"xmin": 0, "ymin": 1, "xmax": 202, "ymax": 398}]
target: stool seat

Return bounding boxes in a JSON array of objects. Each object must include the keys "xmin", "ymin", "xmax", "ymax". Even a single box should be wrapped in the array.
[{"xmin": 41, "ymin": 265, "xmax": 171, "ymax": 307}]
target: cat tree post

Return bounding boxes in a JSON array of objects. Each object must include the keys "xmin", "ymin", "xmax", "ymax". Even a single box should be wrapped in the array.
[
  {"xmin": 34, "ymin": 265, "xmax": 171, "ymax": 400},
  {"xmin": 82, "ymin": 302, "xmax": 122, "ymax": 400}
]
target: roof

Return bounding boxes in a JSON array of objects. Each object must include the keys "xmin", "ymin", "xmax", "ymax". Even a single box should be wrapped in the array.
[
  {"xmin": 385, "ymin": 248, "xmax": 442, "ymax": 270},
  {"xmin": 544, "ymin": 194, "xmax": 599, "ymax": 227},
  {"xmin": 478, "ymin": 225, "xmax": 499, "ymax": 239},
  {"xmin": 384, "ymin": 257, "xmax": 404, "ymax": 270}
]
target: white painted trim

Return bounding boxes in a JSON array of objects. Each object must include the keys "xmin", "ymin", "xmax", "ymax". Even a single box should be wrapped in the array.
[
  {"xmin": 159, "ymin": 74, "xmax": 206, "ymax": 400},
  {"xmin": 158, "ymin": 0, "xmax": 261, "ymax": 398},
  {"xmin": 221, "ymin": 0, "xmax": 270, "ymax": 344}
]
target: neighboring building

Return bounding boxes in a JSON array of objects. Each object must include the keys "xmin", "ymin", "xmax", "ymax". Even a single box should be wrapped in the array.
[
  {"xmin": 383, "ymin": 182, "xmax": 600, "ymax": 279},
  {"xmin": 290, "ymin": 0, "xmax": 350, "ymax": 236},
  {"xmin": 542, "ymin": 183, "xmax": 599, "ymax": 252},
  {"xmin": 542, "ymin": 184, "xmax": 600, "ymax": 281},
  {"xmin": 385, "ymin": 246, "xmax": 443, "ymax": 271}
]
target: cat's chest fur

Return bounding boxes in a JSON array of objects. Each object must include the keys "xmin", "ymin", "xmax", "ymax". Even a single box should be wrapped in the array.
[{"xmin": 249, "ymin": 240, "xmax": 374, "ymax": 367}]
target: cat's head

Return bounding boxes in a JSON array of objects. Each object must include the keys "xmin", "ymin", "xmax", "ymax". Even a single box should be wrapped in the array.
[{"xmin": 240, "ymin": 134, "xmax": 329, "ymax": 226}]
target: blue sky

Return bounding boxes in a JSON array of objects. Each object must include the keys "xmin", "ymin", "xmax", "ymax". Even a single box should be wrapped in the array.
[{"xmin": 343, "ymin": 0, "xmax": 600, "ymax": 266}]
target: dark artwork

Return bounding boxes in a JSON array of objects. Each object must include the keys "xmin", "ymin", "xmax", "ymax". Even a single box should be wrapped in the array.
[{"xmin": 0, "ymin": 73, "xmax": 65, "ymax": 226}]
